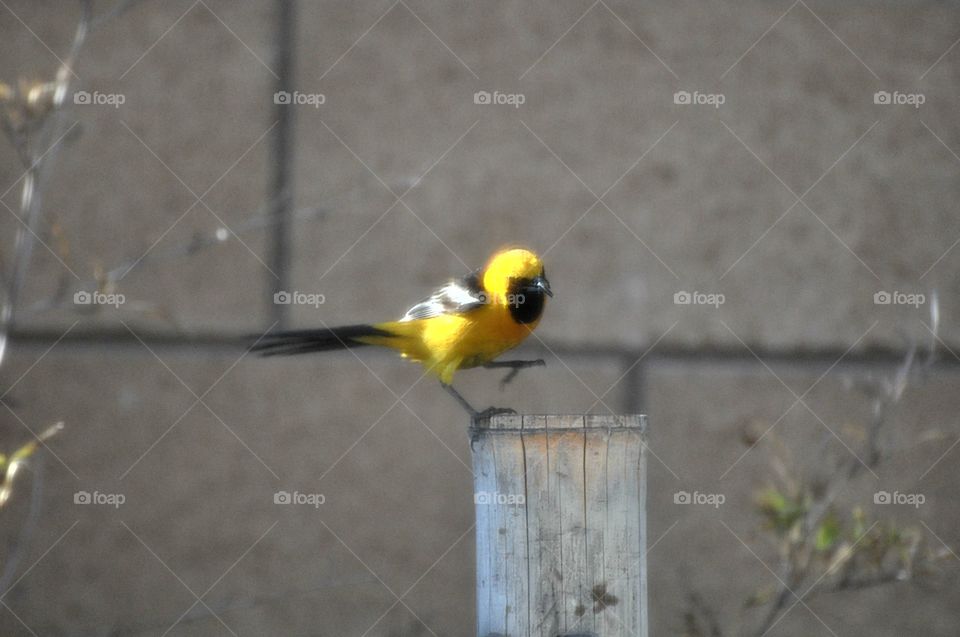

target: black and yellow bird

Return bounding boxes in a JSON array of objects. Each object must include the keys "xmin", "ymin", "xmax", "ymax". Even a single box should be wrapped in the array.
[{"xmin": 253, "ymin": 247, "xmax": 552, "ymax": 419}]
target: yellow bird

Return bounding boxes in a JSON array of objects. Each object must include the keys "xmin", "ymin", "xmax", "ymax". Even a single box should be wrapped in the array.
[{"xmin": 253, "ymin": 247, "xmax": 552, "ymax": 419}]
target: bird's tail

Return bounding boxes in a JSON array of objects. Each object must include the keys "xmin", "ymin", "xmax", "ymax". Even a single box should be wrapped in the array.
[{"xmin": 252, "ymin": 324, "xmax": 399, "ymax": 357}]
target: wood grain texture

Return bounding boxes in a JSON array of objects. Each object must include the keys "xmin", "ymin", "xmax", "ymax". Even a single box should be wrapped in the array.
[{"xmin": 472, "ymin": 414, "xmax": 647, "ymax": 637}]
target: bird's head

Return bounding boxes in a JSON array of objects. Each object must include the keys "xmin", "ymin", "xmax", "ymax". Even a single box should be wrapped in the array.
[{"xmin": 482, "ymin": 248, "xmax": 552, "ymax": 324}]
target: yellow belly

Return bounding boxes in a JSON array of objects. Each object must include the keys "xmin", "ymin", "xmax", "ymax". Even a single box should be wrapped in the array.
[{"xmin": 370, "ymin": 306, "xmax": 540, "ymax": 384}]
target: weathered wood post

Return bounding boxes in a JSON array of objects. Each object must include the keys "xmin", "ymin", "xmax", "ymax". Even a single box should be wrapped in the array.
[{"xmin": 472, "ymin": 414, "xmax": 648, "ymax": 637}]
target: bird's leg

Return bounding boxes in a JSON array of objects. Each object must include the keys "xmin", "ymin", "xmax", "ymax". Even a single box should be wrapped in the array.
[
  {"xmin": 441, "ymin": 382, "xmax": 480, "ymax": 417},
  {"xmin": 482, "ymin": 358, "xmax": 545, "ymax": 370},
  {"xmin": 483, "ymin": 359, "xmax": 546, "ymax": 389},
  {"xmin": 440, "ymin": 382, "xmax": 516, "ymax": 445}
]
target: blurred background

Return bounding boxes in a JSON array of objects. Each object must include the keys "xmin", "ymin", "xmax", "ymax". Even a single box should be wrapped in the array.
[{"xmin": 1, "ymin": 1, "xmax": 959, "ymax": 635}]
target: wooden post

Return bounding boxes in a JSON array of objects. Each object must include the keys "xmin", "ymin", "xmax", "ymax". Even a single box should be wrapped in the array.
[{"xmin": 472, "ymin": 414, "xmax": 648, "ymax": 637}]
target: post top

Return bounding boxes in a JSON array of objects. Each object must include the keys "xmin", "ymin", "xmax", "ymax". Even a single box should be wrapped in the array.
[{"xmin": 472, "ymin": 413, "xmax": 646, "ymax": 432}]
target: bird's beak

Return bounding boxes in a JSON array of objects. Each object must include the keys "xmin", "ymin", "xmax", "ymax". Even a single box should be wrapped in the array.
[{"xmin": 534, "ymin": 275, "xmax": 553, "ymax": 297}]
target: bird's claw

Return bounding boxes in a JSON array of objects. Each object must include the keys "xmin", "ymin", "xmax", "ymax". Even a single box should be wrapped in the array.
[
  {"xmin": 474, "ymin": 406, "xmax": 517, "ymax": 421},
  {"xmin": 499, "ymin": 369, "xmax": 520, "ymax": 388},
  {"xmin": 469, "ymin": 407, "xmax": 517, "ymax": 450},
  {"xmin": 493, "ymin": 359, "xmax": 546, "ymax": 389}
]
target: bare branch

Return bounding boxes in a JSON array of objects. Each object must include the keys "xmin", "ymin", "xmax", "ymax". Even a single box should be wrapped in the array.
[
  {"xmin": 1, "ymin": 1, "xmax": 92, "ymax": 369},
  {"xmin": 751, "ymin": 294, "xmax": 941, "ymax": 636}
]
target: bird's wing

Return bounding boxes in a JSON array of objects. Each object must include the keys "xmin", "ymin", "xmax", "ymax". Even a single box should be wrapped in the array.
[{"xmin": 399, "ymin": 270, "xmax": 486, "ymax": 322}]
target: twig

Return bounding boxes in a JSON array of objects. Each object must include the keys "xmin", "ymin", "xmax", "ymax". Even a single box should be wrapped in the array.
[
  {"xmin": 9, "ymin": 205, "xmax": 325, "ymax": 329},
  {"xmin": 751, "ymin": 293, "xmax": 940, "ymax": 637},
  {"xmin": 1, "ymin": 1, "xmax": 92, "ymax": 369},
  {"xmin": 0, "ymin": 455, "xmax": 44, "ymax": 595}
]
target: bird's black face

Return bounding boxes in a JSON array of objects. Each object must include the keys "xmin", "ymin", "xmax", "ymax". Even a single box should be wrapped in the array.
[{"xmin": 507, "ymin": 271, "xmax": 552, "ymax": 325}]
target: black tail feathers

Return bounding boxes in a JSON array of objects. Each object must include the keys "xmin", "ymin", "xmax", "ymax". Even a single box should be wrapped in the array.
[{"xmin": 251, "ymin": 324, "xmax": 392, "ymax": 357}]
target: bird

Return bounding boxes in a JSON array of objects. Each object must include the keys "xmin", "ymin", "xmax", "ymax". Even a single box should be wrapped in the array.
[{"xmin": 252, "ymin": 247, "xmax": 552, "ymax": 421}]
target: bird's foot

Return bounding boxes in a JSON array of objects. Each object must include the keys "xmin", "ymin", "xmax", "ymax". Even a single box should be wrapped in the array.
[
  {"xmin": 483, "ymin": 359, "xmax": 546, "ymax": 389},
  {"xmin": 440, "ymin": 382, "xmax": 519, "ymax": 448},
  {"xmin": 498, "ymin": 369, "xmax": 521, "ymax": 388},
  {"xmin": 468, "ymin": 407, "xmax": 517, "ymax": 450},
  {"xmin": 474, "ymin": 406, "xmax": 517, "ymax": 421}
]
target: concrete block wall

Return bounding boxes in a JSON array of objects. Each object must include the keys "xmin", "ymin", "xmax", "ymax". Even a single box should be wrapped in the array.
[{"xmin": 1, "ymin": 1, "xmax": 958, "ymax": 635}]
